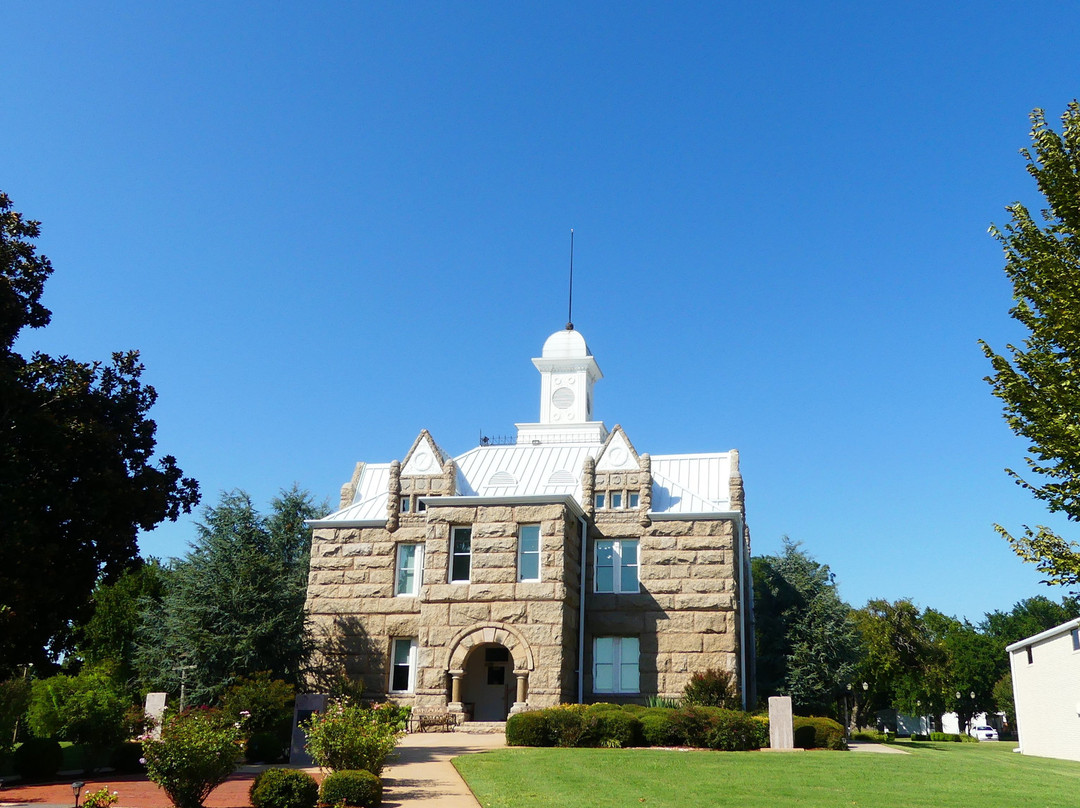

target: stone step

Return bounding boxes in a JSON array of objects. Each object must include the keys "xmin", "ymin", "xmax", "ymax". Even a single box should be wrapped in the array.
[{"xmin": 459, "ymin": 721, "xmax": 506, "ymax": 734}]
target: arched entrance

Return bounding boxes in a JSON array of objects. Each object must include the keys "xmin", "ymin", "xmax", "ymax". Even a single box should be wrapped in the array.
[
  {"xmin": 462, "ymin": 643, "xmax": 513, "ymax": 721},
  {"xmin": 445, "ymin": 622, "xmax": 534, "ymax": 721}
]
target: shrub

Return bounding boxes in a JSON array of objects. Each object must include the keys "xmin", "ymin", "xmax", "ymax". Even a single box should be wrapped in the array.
[
  {"xmin": 621, "ymin": 703, "xmax": 646, "ymax": 715},
  {"xmin": 851, "ymin": 729, "xmax": 885, "ymax": 742},
  {"xmin": 910, "ymin": 733, "xmax": 930, "ymax": 741},
  {"xmin": 319, "ymin": 769, "xmax": 382, "ymax": 808},
  {"xmin": 639, "ymin": 708, "xmax": 680, "ymax": 747},
  {"xmin": 667, "ymin": 706, "xmax": 721, "ymax": 747},
  {"xmin": 792, "ymin": 717, "xmax": 846, "ymax": 750},
  {"xmin": 13, "ymin": 737, "xmax": 63, "ymax": 781},
  {"xmin": 246, "ymin": 731, "xmax": 286, "ymax": 764},
  {"xmin": 142, "ymin": 708, "xmax": 244, "ymax": 808},
  {"xmin": 585, "ymin": 702, "xmax": 621, "ymax": 713},
  {"xmin": 929, "ymin": 732, "xmax": 962, "ymax": 742},
  {"xmin": 645, "ymin": 696, "xmax": 681, "ymax": 709},
  {"xmin": 706, "ymin": 709, "xmax": 765, "ymax": 751},
  {"xmin": 27, "ymin": 666, "xmax": 129, "ymax": 771},
  {"xmin": 505, "ymin": 712, "xmax": 551, "ymax": 747},
  {"xmin": 0, "ymin": 678, "xmax": 31, "ymax": 756},
  {"xmin": 592, "ymin": 710, "xmax": 641, "ymax": 748},
  {"xmin": 221, "ymin": 672, "xmax": 295, "ymax": 737},
  {"xmin": 750, "ymin": 714, "xmax": 770, "ymax": 749},
  {"xmin": 249, "ymin": 768, "xmax": 319, "ymax": 808},
  {"xmin": 303, "ymin": 699, "xmax": 402, "ymax": 775},
  {"xmin": 109, "ymin": 740, "xmax": 145, "ymax": 773},
  {"xmin": 81, "ymin": 787, "xmax": 120, "ymax": 808},
  {"xmin": 542, "ymin": 704, "xmax": 592, "ymax": 748},
  {"xmin": 683, "ymin": 669, "xmax": 739, "ymax": 709},
  {"xmin": 367, "ymin": 701, "xmax": 411, "ymax": 733}
]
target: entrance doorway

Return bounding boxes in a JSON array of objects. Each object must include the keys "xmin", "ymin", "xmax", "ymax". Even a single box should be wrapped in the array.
[{"xmin": 461, "ymin": 643, "xmax": 513, "ymax": 721}]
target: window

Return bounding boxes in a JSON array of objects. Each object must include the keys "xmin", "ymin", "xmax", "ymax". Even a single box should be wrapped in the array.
[
  {"xmin": 610, "ymin": 491, "xmax": 622, "ymax": 509},
  {"xmin": 395, "ymin": 543, "xmax": 424, "ymax": 596},
  {"xmin": 628, "ymin": 492, "xmax": 640, "ymax": 508},
  {"xmin": 593, "ymin": 637, "xmax": 639, "ymax": 693},
  {"xmin": 518, "ymin": 524, "xmax": 541, "ymax": 581},
  {"xmin": 595, "ymin": 539, "xmax": 639, "ymax": 593},
  {"xmin": 390, "ymin": 638, "xmax": 417, "ymax": 693},
  {"xmin": 417, "ymin": 498, "xmax": 427, "ymax": 512},
  {"xmin": 1026, "ymin": 645, "xmax": 1033, "ymax": 664},
  {"xmin": 595, "ymin": 492, "xmax": 605, "ymax": 509},
  {"xmin": 1074, "ymin": 629, "xmax": 1080, "ymax": 652},
  {"xmin": 450, "ymin": 526, "xmax": 472, "ymax": 583},
  {"xmin": 399, "ymin": 496, "xmax": 411, "ymax": 513}
]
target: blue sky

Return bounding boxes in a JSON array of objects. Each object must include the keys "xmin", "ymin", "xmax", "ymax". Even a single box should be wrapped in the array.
[{"xmin": 5, "ymin": 2, "xmax": 1080, "ymax": 623}]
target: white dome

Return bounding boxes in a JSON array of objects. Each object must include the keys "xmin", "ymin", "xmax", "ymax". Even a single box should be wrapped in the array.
[{"xmin": 541, "ymin": 328, "xmax": 591, "ymax": 359}]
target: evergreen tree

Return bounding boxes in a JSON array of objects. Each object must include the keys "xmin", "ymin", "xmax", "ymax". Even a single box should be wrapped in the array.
[{"xmin": 135, "ymin": 487, "xmax": 322, "ymax": 705}]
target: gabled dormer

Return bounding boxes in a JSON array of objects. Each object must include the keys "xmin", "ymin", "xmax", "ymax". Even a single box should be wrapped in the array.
[
  {"xmin": 592, "ymin": 425, "xmax": 651, "ymax": 524},
  {"xmin": 387, "ymin": 430, "xmax": 456, "ymax": 530}
]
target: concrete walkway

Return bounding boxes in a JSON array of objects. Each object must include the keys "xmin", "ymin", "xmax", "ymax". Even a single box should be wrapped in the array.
[
  {"xmin": 848, "ymin": 741, "xmax": 910, "ymax": 754},
  {"xmin": 380, "ymin": 731, "xmax": 506, "ymax": 808}
]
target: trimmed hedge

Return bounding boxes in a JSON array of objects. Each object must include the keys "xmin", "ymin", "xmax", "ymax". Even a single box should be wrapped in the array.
[
  {"xmin": 250, "ymin": 768, "xmax": 319, "ymax": 808},
  {"xmin": 319, "ymin": 769, "xmax": 382, "ymax": 808},
  {"xmin": 929, "ymin": 732, "xmax": 962, "ymax": 742},
  {"xmin": 14, "ymin": 737, "xmax": 63, "ymax": 781},
  {"xmin": 792, "ymin": 717, "xmax": 847, "ymax": 750},
  {"xmin": 505, "ymin": 704, "xmax": 762, "ymax": 750}
]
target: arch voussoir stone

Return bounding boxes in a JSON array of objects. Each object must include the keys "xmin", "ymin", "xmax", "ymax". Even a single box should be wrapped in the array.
[{"xmin": 446, "ymin": 621, "xmax": 535, "ymax": 672}]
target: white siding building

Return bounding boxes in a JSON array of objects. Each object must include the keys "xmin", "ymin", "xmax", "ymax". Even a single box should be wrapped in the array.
[{"xmin": 1007, "ymin": 618, "xmax": 1080, "ymax": 761}]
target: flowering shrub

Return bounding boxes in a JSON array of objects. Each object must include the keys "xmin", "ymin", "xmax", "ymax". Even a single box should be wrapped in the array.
[
  {"xmin": 141, "ymin": 708, "xmax": 244, "ymax": 808},
  {"xmin": 82, "ymin": 787, "xmax": 119, "ymax": 808},
  {"xmin": 303, "ymin": 699, "xmax": 403, "ymax": 775}
]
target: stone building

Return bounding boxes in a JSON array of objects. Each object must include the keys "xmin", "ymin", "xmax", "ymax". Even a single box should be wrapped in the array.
[{"xmin": 304, "ymin": 327, "xmax": 754, "ymax": 721}]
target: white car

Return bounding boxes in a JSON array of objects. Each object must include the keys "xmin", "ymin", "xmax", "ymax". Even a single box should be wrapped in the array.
[{"xmin": 970, "ymin": 725, "xmax": 999, "ymax": 741}]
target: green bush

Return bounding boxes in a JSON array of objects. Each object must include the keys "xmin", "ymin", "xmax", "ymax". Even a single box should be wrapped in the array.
[
  {"xmin": 142, "ymin": 708, "xmax": 244, "ymax": 808},
  {"xmin": 246, "ymin": 732, "xmax": 286, "ymax": 764},
  {"xmin": 667, "ymin": 706, "xmax": 721, "ymax": 747},
  {"xmin": 220, "ymin": 672, "xmax": 294, "ymax": 737},
  {"xmin": 639, "ymin": 708, "xmax": 680, "ymax": 747},
  {"xmin": 706, "ymin": 709, "xmax": 765, "ymax": 751},
  {"xmin": 750, "ymin": 714, "xmax": 770, "ymax": 749},
  {"xmin": 792, "ymin": 717, "xmax": 847, "ymax": 750},
  {"xmin": 0, "ymin": 678, "xmax": 31, "ymax": 757},
  {"xmin": 109, "ymin": 741, "xmax": 145, "ymax": 773},
  {"xmin": 683, "ymin": 669, "xmax": 739, "ymax": 710},
  {"xmin": 27, "ymin": 666, "xmax": 129, "ymax": 771},
  {"xmin": 249, "ymin": 768, "xmax": 319, "ymax": 808},
  {"xmin": 592, "ymin": 710, "xmax": 641, "ymax": 748},
  {"xmin": 13, "ymin": 737, "xmax": 63, "ymax": 781},
  {"xmin": 505, "ymin": 712, "xmax": 551, "ymax": 747},
  {"xmin": 621, "ymin": 703, "xmax": 646, "ymax": 715},
  {"xmin": 929, "ymin": 732, "xmax": 962, "ymax": 742},
  {"xmin": 367, "ymin": 701, "xmax": 411, "ymax": 733},
  {"xmin": 303, "ymin": 699, "xmax": 402, "ymax": 775},
  {"xmin": 542, "ymin": 705, "xmax": 592, "ymax": 748},
  {"xmin": 585, "ymin": 702, "xmax": 621, "ymax": 713},
  {"xmin": 319, "ymin": 769, "xmax": 382, "ymax": 808},
  {"xmin": 851, "ymin": 729, "xmax": 885, "ymax": 742}
]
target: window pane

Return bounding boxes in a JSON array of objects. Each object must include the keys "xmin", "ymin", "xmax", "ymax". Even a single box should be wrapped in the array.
[
  {"xmin": 596, "ymin": 541, "xmax": 614, "ymax": 565},
  {"xmin": 620, "ymin": 638, "xmax": 640, "ymax": 692},
  {"xmin": 400, "ymin": 496, "xmax": 410, "ymax": 512},
  {"xmin": 595, "ymin": 663, "xmax": 613, "ymax": 691},
  {"xmin": 596, "ymin": 566, "xmax": 614, "ymax": 592},
  {"xmin": 452, "ymin": 554, "xmax": 470, "ymax": 582},
  {"xmin": 393, "ymin": 640, "xmax": 411, "ymax": 666},
  {"xmin": 453, "ymin": 528, "xmax": 471, "ymax": 554},
  {"xmin": 629, "ymin": 492, "xmax": 640, "ymax": 508},
  {"xmin": 520, "ymin": 553, "xmax": 539, "ymax": 581},
  {"xmin": 611, "ymin": 492, "xmax": 622, "ymax": 508},
  {"xmin": 621, "ymin": 540, "xmax": 638, "ymax": 565},
  {"xmin": 620, "ymin": 565, "xmax": 638, "ymax": 593},
  {"xmin": 520, "ymin": 525, "xmax": 539, "ymax": 553},
  {"xmin": 595, "ymin": 637, "xmax": 614, "ymax": 691},
  {"xmin": 595, "ymin": 637, "xmax": 614, "ymax": 662},
  {"xmin": 595, "ymin": 493, "xmax": 605, "ymax": 509}
]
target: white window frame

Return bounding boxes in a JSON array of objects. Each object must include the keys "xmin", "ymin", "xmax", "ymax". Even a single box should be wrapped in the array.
[
  {"xmin": 450, "ymin": 526, "xmax": 472, "ymax": 583},
  {"xmin": 628, "ymin": 491, "xmax": 640, "ymax": 509},
  {"xmin": 595, "ymin": 492, "xmax": 605, "ymax": 509},
  {"xmin": 399, "ymin": 495, "xmax": 411, "ymax": 513},
  {"xmin": 594, "ymin": 539, "xmax": 639, "ymax": 593},
  {"xmin": 518, "ymin": 524, "xmax": 541, "ymax": 582},
  {"xmin": 593, "ymin": 636, "xmax": 640, "ymax": 694},
  {"xmin": 610, "ymin": 491, "xmax": 623, "ymax": 509},
  {"xmin": 394, "ymin": 542, "xmax": 424, "ymax": 597},
  {"xmin": 389, "ymin": 638, "xmax": 417, "ymax": 693}
]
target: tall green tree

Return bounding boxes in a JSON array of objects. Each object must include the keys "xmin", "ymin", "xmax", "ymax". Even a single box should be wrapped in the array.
[
  {"xmin": 854, "ymin": 599, "xmax": 948, "ymax": 726},
  {"xmin": 752, "ymin": 539, "xmax": 859, "ymax": 715},
  {"xmin": 135, "ymin": 487, "xmax": 321, "ymax": 705},
  {"xmin": 923, "ymin": 611, "xmax": 1001, "ymax": 735},
  {"xmin": 0, "ymin": 192, "xmax": 199, "ymax": 669},
  {"xmin": 981, "ymin": 102, "xmax": 1080, "ymax": 587}
]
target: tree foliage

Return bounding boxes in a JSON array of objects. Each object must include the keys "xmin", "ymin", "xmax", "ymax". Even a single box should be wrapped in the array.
[
  {"xmin": 135, "ymin": 488, "xmax": 321, "ymax": 705},
  {"xmin": 0, "ymin": 192, "xmax": 199, "ymax": 668},
  {"xmin": 27, "ymin": 665, "xmax": 130, "ymax": 769},
  {"xmin": 752, "ymin": 539, "xmax": 859, "ymax": 715},
  {"xmin": 981, "ymin": 102, "xmax": 1080, "ymax": 587}
]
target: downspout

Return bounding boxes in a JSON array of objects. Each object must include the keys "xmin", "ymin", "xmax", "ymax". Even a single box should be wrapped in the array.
[
  {"xmin": 578, "ymin": 514, "xmax": 588, "ymax": 704},
  {"xmin": 736, "ymin": 513, "xmax": 748, "ymax": 711}
]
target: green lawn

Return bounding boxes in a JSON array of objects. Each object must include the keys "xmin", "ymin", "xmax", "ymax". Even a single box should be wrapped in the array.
[{"xmin": 454, "ymin": 740, "xmax": 1080, "ymax": 808}]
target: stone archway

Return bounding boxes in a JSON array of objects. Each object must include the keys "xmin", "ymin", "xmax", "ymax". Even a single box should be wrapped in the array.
[{"xmin": 445, "ymin": 623, "xmax": 534, "ymax": 719}]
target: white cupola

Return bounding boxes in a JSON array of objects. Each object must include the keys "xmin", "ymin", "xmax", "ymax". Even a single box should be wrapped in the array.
[{"xmin": 515, "ymin": 326, "xmax": 607, "ymax": 445}]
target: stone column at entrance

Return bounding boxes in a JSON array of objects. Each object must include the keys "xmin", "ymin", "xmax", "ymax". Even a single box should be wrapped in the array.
[
  {"xmin": 448, "ymin": 670, "xmax": 464, "ymax": 714},
  {"xmin": 510, "ymin": 671, "xmax": 528, "ymax": 714}
]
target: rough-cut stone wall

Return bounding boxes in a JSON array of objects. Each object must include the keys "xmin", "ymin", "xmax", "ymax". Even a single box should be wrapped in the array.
[
  {"xmin": 305, "ymin": 501, "xmax": 583, "ymax": 711},
  {"xmin": 585, "ymin": 515, "xmax": 740, "ymax": 701}
]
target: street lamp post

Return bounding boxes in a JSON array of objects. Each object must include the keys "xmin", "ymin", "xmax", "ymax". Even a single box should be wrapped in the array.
[{"xmin": 72, "ymin": 781, "xmax": 85, "ymax": 808}]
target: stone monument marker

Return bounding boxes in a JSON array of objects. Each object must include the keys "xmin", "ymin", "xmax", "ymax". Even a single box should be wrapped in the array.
[
  {"xmin": 144, "ymin": 692, "xmax": 168, "ymax": 739},
  {"xmin": 768, "ymin": 695, "xmax": 794, "ymax": 750},
  {"xmin": 289, "ymin": 694, "xmax": 329, "ymax": 766}
]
